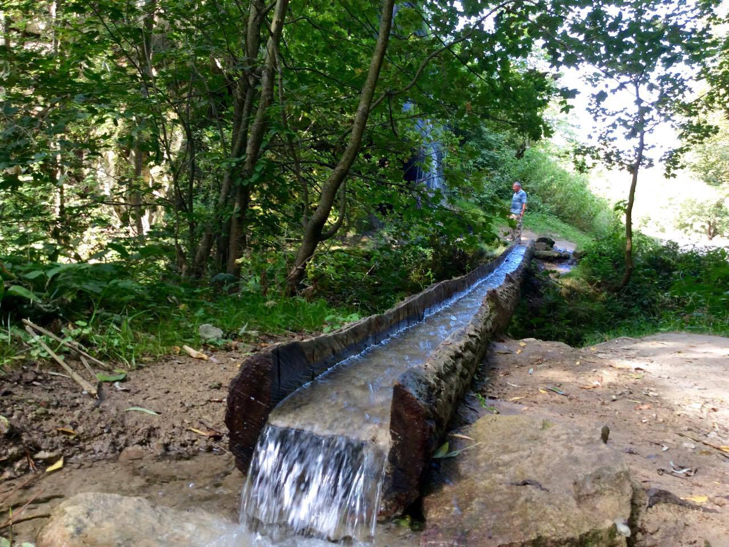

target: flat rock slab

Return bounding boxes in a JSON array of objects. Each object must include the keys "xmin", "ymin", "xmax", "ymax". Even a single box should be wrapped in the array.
[
  {"xmin": 38, "ymin": 492, "xmax": 234, "ymax": 547},
  {"xmin": 422, "ymin": 415, "xmax": 633, "ymax": 547}
]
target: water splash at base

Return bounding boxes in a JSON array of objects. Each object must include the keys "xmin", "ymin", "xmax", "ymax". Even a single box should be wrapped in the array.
[{"xmin": 240, "ymin": 426, "xmax": 386, "ymax": 542}]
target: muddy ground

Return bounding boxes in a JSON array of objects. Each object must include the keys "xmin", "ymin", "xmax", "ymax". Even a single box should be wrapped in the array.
[
  {"xmin": 0, "ymin": 348, "xmax": 247, "ymax": 475},
  {"xmin": 2, "ymin": 329, "xmax": 728, "ymax": 545}
]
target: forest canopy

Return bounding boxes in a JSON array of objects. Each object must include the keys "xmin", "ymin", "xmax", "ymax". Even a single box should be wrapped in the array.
[{"xmin": 1, "ymin": 0, "xmax": 727, "ymax": 363}]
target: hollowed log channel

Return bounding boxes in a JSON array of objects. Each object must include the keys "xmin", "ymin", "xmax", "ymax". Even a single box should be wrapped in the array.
[{"xmin": 226, "ymin": 242, "xmax": 534, "ymax": 522}]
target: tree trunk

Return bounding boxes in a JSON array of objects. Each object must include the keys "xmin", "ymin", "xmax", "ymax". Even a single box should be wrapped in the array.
[
  {"xmin": 285, "ymin": 0, "xmax": 396, "ymax": 294},
  {"xmin": 130, "ymin": 143, "xmax": 146, "ymax": 242},
  {"xmin": 127, "ymin": 0, "xmax": 156, "ymax": 244},
  {"xmin": 226, "ymin": 0, "xmax": 290, "ymax": 275},
  {"xmin": 189, "ymin": 1, "xmax": 266, "ymax": 277},
  {"xmin": 620, "ymin": 122, "xmax": 645, "ymax": 289}
]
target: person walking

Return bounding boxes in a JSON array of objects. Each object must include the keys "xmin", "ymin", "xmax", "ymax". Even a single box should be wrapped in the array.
[{"xmin": 509, "ymin": 182, "xmax": 527, "ymax": 243}]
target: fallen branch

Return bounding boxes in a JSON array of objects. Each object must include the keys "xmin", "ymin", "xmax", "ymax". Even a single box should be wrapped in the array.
[
  {"xmin": 79, "ymin": 355, "xmax": 96, "ymax": 380},
  {"xmin": 0, "ymin": 512, "xmax": 52, "ymax": 531},
  {"xmin": 22, "ymin": 319, "xmax": 110, "ymax": 370},
  {"xmin": 0, "ymin": 474, "xmax": 39, "ymax": 509},
  {"xmin": 25, "ymin": 326, "xmax": 97, "ymax": 397},
  {"xmin": 0, "ymin": 488, "xmax": 46, "ymax": 530}
]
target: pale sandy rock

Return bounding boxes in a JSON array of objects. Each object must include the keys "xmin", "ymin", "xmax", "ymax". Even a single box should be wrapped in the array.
[
  {"xmin": 422, "ymin": 414, "xmax": 633, "ymax": 546},
  {"xmin": 38, "ymin": 492, "xmax": 234, "ymax": 547}
]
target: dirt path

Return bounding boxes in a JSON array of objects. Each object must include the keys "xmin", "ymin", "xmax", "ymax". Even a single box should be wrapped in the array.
[{"xmin": 474, "ymin": 333, "xmax": 729, "ymax": 546}]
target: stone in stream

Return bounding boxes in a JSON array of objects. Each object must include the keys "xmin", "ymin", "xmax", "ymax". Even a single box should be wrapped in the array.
[
  {"xmin": 37, "ymin": 492, "xmax": 235, "ymax": 547},
  {"xmin": 534, "ymin": 249, "xmax": 571, "ymax": 261},
  {"xmin": 421, "ymin": 415, "xmax": 633, "ymax": 547},
  {"xmin": 534, "ymin": 236, "xmax": 556, "ymax": 251}
]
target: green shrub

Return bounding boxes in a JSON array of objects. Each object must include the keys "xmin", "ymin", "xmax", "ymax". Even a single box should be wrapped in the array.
[
  {"xmin": 490, "ymin": 143, "xmax": 614, "ymax": 237},
  {"xmin": 511, "ymin": 230, "xmax": 729, "ymax": 345}
]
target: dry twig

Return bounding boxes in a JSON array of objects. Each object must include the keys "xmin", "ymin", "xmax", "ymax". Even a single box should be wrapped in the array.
[
  {"xmin": 0, "ymin": 488, "xmax": 45, "ymax": 530},
  {"xmin": 22, "ymin": 319, "xmax": 110, "ymax": 370},
  {"xmin": 25, "ymin": 326, "xmax": 97, "ymax": 397},
  {"xmin": 678, "ymin": 433, "xmax": 729, "ymax": 460}
]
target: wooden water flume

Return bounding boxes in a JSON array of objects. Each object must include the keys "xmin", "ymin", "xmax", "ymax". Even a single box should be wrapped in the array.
[{"xmin": 225, "ymin": 242, "xmax": 535, "ymax": 541}]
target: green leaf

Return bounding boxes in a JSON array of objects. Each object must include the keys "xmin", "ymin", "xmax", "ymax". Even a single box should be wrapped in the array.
[
  {"xmin": 97, "ymin": 372, "xmax": 127, "ymax": 382},
  {"xmin": 46, "ymin": 265, "xmax": 67, "ymax": 279},
  {"xmin": 124, "ymin": 407, "xmax": 159, "ymax": 416},
  {"xmin": 433, "ymin": 442, "xmax": 450, "ymax": 459},
  {"xmin": 7, "ymin": 285, "xmax": 40, "ymax": 302},
  {"xmin": 23, "ymin": 270, "xmax": 46, "ymax": 280}
]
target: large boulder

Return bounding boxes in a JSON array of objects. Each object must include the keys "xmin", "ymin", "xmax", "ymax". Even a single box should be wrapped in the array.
[
  {"xmin": 37, "ymin": 492, "xmax": 234, "ymax": 547},
  {"xmin": 421, "ymin": 415, "xmax": 633, "ymax": 546},
  {"xmin": 534, "ymin": 237, "xmax": 556, "ymax": 251}
]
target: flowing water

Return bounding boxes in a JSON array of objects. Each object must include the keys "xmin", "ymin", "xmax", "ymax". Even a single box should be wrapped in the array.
[{"xmin": 214, "ymin": 245, "xmax": 528, "ymax": 546}]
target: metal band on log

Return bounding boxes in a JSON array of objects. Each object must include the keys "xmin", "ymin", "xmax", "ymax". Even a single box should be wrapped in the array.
[{"xmin": 225, "ymin": 243, "xmax": 534, "ymax": 515}]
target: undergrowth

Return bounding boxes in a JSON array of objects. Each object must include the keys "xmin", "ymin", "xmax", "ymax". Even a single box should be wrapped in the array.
[
  {"xmin": 0, "ymin": 235, "xmax": 489, "ymax": 369},
  {"xmin": 0, "ymin": 256, "xmax": 360, "ymax": 369},
  {"xmin": 511, "ymin": 230, "xmax": 729, "ymax": 346}
]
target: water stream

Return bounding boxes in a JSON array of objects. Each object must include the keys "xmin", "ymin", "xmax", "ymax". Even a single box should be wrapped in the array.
[{"xmin": 213, "ymin": 245, "xmax": 527, "ymax": 546}]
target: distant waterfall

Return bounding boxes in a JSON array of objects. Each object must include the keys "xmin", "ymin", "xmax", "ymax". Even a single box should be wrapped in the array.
[{"xmin": 403, "ymin": 101, "xmax": 446, "ymax": 194}]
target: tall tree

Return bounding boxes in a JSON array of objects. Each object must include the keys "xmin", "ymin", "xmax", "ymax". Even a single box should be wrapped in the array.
[{"xmin": 548, "ymin": 0, "xmax": 718, "ymax": 286}]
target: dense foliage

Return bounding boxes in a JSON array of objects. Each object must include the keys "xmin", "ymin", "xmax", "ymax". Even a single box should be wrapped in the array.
[
  {"xmin": 512, "ymin": 232, "xmax": 729, "ymax": 346},
  {"xmin": 1, "ymin": 0, "xmax": 727, "ymax": 367}
]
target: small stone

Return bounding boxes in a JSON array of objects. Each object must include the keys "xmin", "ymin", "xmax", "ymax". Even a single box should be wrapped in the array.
[
  {"xmin": 119, "ymin": 445, "xmax": 145, "ymax": 462},
  {"xmin": 35, "ymin": 450, "xmax": 59, "ymax": 462},
  {"xmin": 614, "ymin": 519, "xmax": 631, "ymax": 537},
  {"xmin": 5, "ymin": 446, "xmax": 22, "ymax": 462},
  {"xmin": 711, "ymin": 496, "xmax": 727, "ymax": 507},
  {"xmin": 198, "ymin": 324, "xmax": 224, "ymax": 341},
  {"xmin": 208, "ymin": 381, "xmax": 222, "ymax": 390},
  {"xmin": 601, "ymin": 425, "xmax": 610, "ymax": 444},
  {"xmin": 153, "ymin": 441, "xmax": 167, "ymax": 457},
  {"xmin": 0, "ymin": 415, "xmax": 11, "ymax": 437},
  {"xmin": 22, "ymin": 371, "xmax": 38, "ymax": 383}
]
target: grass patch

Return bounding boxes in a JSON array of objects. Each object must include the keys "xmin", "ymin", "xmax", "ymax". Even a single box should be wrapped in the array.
[
  {"xmin": 523, "ymin": 212, "xmax": 596, "ymax": 249},
  {"xmin": 0, "ymin": 278, "xmax": 360, "ymax": 370}
]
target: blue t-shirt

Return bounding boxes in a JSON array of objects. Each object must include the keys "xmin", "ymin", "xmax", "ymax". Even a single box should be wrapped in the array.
[{"xmin": 510, "ymin": 189, "xmax": 527, "ymax": 215}]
